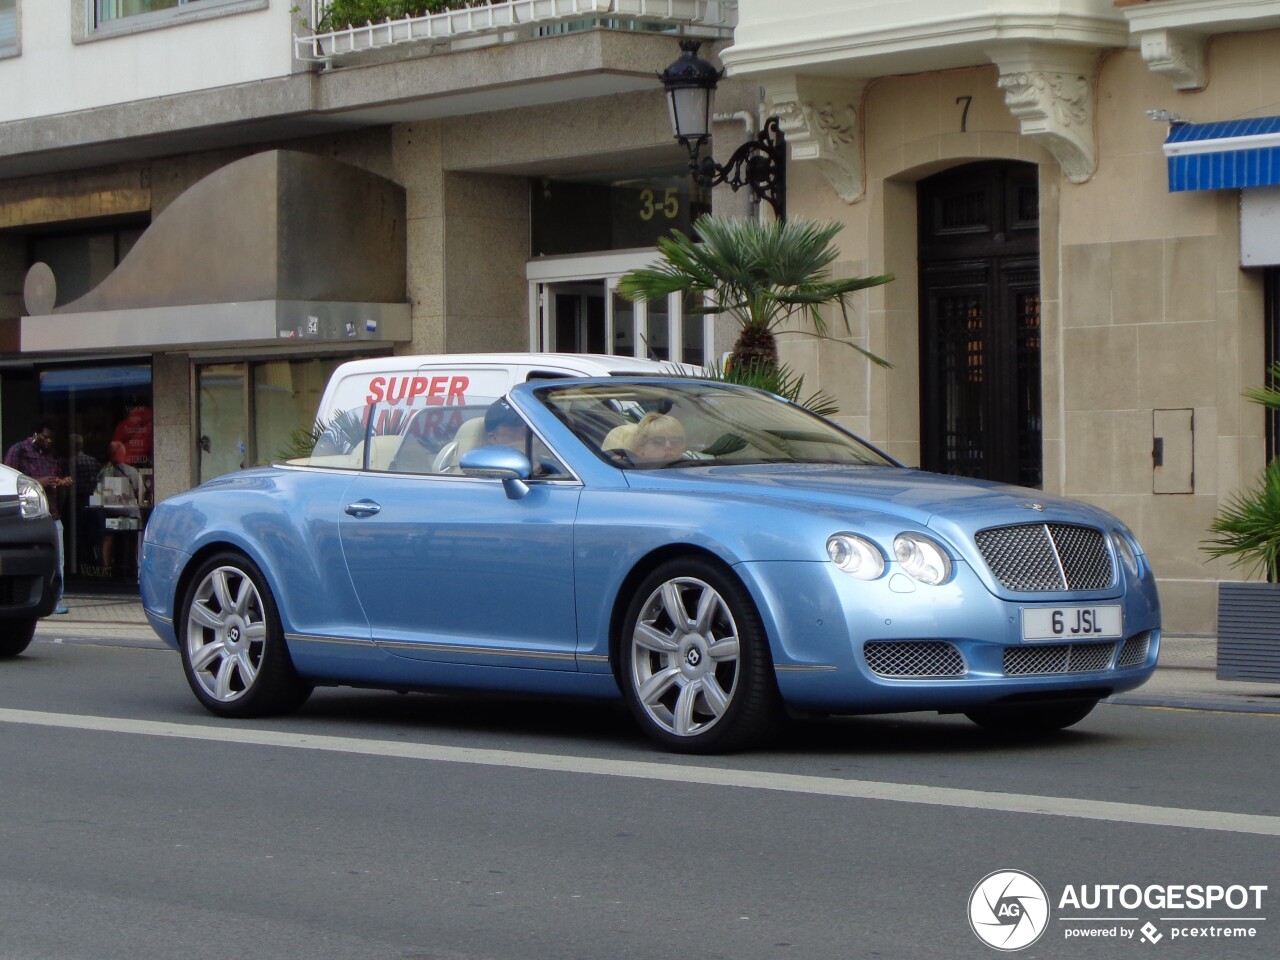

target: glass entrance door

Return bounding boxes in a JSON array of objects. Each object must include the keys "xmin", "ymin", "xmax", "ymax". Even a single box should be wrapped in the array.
[{"xmin": 529, "ymin": 251, "xmax": 710, "ymax": 365}]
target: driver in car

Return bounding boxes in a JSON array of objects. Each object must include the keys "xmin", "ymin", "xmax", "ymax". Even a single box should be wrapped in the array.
[{"xmin": 632, "ymin": 412, "xmax": 688, "ymax": 464}]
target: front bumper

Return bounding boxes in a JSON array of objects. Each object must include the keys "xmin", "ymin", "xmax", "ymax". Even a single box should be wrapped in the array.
[
  {"xmin": 739, "ymin": 559, "xmax": 1161, "ymax": 714},
  {"xmin": 0, "ymin": 515, "xmax": 60, "ymax": 621}
]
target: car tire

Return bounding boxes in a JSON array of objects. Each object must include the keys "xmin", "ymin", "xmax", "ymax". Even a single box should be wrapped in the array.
[
  {"xmin": 964, "ymin": 698, "xmax": 1099, "ymax": 735},
  {"xmin": 0, "ymin": 619, "xmax": 37, "ymax": 658},
  {"xmin": 178, "ymin": 552, "xmax": 312, "ymax": 718},
  {"xmin": 620, "ymin": 557, "xmax": 781, "ymax": 753}
]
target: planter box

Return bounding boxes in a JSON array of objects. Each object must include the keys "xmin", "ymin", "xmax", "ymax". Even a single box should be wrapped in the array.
[{"xmin": 1217, "ymin": 581, "xmax": 1280, "ymax": 681}]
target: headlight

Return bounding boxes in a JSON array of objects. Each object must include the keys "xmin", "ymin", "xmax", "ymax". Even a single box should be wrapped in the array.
[
  {"xmin": 893, "ymin": 533, "xmax": 952, "ymax": 585},
  {"xmin": 16, "ymin": 475, "xmax": 48, "ymax": 519},
  {"xmin": 826, "ymin": 533, "xmax": 885, "ymax": 580},
  {"xmin": 1112, "ymin": 530, "xmax": 1140, "ymax": 577}
]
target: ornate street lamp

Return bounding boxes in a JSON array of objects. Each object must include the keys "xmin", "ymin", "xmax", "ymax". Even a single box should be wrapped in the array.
[{"xmin": 659, "ymin": 40, "xmax": 786, "ymax": 221}]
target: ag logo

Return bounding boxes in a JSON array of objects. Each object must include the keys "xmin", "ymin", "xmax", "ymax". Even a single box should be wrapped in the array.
[{"xmin": 968, "ymin": 869, "xmax": 1049, "ymax": 951}]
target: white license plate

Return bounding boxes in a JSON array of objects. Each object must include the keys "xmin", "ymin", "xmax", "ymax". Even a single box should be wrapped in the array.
[{"xmin": 1021, "ymin": 605, "xmax": 1122, "ymax": 641}]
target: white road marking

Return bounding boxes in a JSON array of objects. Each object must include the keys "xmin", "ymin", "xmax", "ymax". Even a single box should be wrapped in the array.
[{"xmin": 2, "ymin": 706, "xmax": 1277, "ymax": 836}]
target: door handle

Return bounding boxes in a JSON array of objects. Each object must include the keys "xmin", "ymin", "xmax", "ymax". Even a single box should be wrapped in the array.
[{"xmin": 344, "ymin": 500, "xmax": 381, "ymax": 518}]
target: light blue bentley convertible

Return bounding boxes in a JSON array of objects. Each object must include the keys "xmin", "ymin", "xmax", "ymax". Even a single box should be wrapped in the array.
[{"xmin": 140, "ymin": 378, "xmax": 1160, "ymax": 752}]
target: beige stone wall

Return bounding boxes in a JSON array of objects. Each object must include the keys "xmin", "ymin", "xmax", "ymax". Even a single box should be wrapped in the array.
[
  {"xmin": 767, "ymin": 39, "xmax": 1280, "ymax": 634},
  {"xmin": 151, "ymin": 352, "xmax": 191, "ymax": 504}
]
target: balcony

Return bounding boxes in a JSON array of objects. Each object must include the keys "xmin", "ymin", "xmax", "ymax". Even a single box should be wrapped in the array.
[
  {"xmin": 296, "ymin": 0, "xmax": 737, "ymax": 64},
  {"xmin": 720, "ymin": 0, "xmax": 1127, "ymax": 80}
]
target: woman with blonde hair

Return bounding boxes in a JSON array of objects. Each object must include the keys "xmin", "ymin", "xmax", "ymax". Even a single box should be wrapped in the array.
[{"xmin": 632, "ymin": 412, "xmax": 687, "ymax": 463}]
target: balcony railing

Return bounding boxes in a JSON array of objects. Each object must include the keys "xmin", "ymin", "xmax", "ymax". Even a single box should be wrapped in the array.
[{"xmin": 296, "ymin": 0, "xmax": 737, "ymax": 63}]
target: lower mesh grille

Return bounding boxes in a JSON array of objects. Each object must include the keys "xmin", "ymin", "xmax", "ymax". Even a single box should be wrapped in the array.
[
  {"xmin": 1116, "ymin": 632, "xmax": 1152, "ymax": 668},
  {"xmin": 864, "ymin": 640, "xmax": 966, "ymax": 677},
  {"xmin": 0, "ymin": 576, "xmax": 37, "ymax": 606},
  {"xmin": 1004, "ymin": 641, "xmax": 1117, "ymax": 676}
]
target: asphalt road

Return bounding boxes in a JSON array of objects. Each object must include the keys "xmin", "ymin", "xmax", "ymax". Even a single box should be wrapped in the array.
[{"xmin": 2, "ymin": 635, "xmax": 1279, "ymax": 960}]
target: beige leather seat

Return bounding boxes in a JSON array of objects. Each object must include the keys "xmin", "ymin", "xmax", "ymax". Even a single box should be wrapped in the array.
[
  {"xmin": 601, "ymin": 423, "xmax": 638, "ymax": 453},
  {"xmin": 430, "ymin": 416, "xmax": 489, "ymax": 473}
]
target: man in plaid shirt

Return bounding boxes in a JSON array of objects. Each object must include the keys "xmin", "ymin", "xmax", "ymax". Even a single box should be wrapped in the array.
[{"xmin": 4, "ymin": 419, "xmax": 71, "ymax": 613}]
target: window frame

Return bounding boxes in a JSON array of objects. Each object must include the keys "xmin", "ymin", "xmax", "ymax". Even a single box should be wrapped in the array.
[
  {"xmin": 81, "ymin": 0, "xmax": 265, "ymax": 41},
  {"xmin": 526, "ymin": 250, "xmax": 715, "ymax": 366},
  {"xmin": 0, "ymin": 0, "xmax": 19, "ymax": 58}
]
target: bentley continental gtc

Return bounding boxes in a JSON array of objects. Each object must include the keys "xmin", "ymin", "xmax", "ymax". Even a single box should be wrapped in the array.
[{"xmin": 140, "ymin": 377, "xmax": 1160, "ymax": 752}]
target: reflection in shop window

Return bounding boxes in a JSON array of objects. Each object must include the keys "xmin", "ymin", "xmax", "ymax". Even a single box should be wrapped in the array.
[
  {"xmin": 254, "ymin": 359, "xmax": 340, "ymax": 465},
  {"xmin": 198, "ymin": 363, "xmax": 246, "ymax": 483},
  {"xmin": 198, "ymin": 357, "xmax": 343, "ymax": 483}
]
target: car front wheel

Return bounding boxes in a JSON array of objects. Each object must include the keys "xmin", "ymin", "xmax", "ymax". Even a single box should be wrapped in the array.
[
  {"xmin": 964, "ymin": 698, "xmax": 1099, "ymax": 735},
  {"xmin": 178, "ymin": 553, "xmax": 311, "ymax": 718},
  {"xmin": 0, "ymin": 619, "xmax": 37, "ymax": 658},
  {"xmin": 620, "ymin": 558, "xmax": 780, "ymax": 753}
]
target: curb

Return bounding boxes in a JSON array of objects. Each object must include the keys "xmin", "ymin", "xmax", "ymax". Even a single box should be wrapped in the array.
[{"xmin": 1106, "ymin": 692, "xmax": 1280, "ymax": 715}]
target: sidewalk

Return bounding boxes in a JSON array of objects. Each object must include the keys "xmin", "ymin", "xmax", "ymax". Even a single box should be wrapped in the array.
[{"xmin": 37, "ymin": 595, "xmax": 1280, "ymax": 715}]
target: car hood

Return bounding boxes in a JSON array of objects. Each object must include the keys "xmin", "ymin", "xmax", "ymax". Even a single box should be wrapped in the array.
[{"xmin": 625, "ymin": 463, "xmax": 1121, "ymax": 538}]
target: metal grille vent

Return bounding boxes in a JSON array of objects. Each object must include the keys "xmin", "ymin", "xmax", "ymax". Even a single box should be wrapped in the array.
[
  {"xmin": 1004, "ymin": 641, "xmax": 1117, "ymax": 676},
  {"xmin": 0, "ymin": 576, "xmax": 37, "ymax": 606},
  {"xmin": 976, "ymin": 523, "xmax": 1114, "ymax": 592},
  {"xmin": 1116, "ymin": 632, "xmax": 1152, "ymax": 668},
  {"xmin": 864, "ymin": 641, "xmax": 966, "ymax": 677}
]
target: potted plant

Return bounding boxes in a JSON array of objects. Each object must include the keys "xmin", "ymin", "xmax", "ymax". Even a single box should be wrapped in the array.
[{"xmin": 1202, "ymin": 362, "xmax": 1280, "ymax": 680}]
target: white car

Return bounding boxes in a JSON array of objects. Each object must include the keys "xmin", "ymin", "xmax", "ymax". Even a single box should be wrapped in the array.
[{"xmin": 0, "ymin": 463, "xmax": 60, "ymax": 657}]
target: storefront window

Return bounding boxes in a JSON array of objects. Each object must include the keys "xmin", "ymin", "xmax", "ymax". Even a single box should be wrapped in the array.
[
  {"xmin": 33, "ymin": 364, "xmax": 153, "ymax": 588},
  {"xmin": 254, "ymin": 358, "xmax": 339, "ymax": 464},
  {"xmin": 198, "ymin": 357, "xmax": 343, "ymax": 483},
  {"xmin": 198, "ymin": 363, "xmax": 247, "ymax": 482}
]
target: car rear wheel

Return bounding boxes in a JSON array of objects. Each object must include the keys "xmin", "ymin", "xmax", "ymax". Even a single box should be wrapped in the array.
[
  {"xmin": 0, "ymin": 619, "xmax": 37, "ymax": 658},
  {"xmin": 620, "ymin": 557, "xmax": 780, "ymax": 753},
  {"xmin": 178, "ymin": 552, "xmax": 311, "ymax": 718},
  {"xmin": 964, "ymin": 698, "xmax": 1099, "ymax": 735}
]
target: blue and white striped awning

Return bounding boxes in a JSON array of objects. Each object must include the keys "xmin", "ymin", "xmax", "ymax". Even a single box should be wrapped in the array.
[{"xmin": 1165, "ymin": 116, "xmax": 1280, "ymax": 192}]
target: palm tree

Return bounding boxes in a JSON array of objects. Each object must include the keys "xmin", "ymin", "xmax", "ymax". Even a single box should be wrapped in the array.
[
  {"xmin": 1203, "ymin": 361, "xmax": 1280, "ymax": 582},
  {"xmin": 616, "ymin": 215, "xmax": 893, "ymax": 375}
]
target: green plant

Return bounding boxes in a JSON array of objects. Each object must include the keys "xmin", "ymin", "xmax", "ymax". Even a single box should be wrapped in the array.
[
  {"xmin": 1203, "ymin": 362, "xmax": 1280, "ymax": 582},
  {"xmin": 616, "ymin": 215, "xmax": 894, "ymax": 377},
  {"xmin": 315, "ymin": 0, "xmax": 491, "ymax": 32},
  {"xmin": 696, "ymin": 357, "xmax": 839, "ymax": 418},
  {"xmin": 277, "ymin": 408, "xmax": 371, "ymax": 461}
]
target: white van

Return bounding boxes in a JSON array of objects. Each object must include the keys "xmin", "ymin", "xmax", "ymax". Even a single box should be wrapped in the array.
[{"xmin": 307, "ymin": 353, "xmax": 692, "ymax": 472}]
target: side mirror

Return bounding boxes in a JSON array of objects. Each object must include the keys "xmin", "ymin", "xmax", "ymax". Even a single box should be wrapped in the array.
[{"xmin": 459, "ymin": 445, "xmax": 533, "ymax": 500}]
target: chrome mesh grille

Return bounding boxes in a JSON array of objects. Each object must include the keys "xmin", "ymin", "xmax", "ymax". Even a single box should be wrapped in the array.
[
  {"xmin": 1004, "ymin": 641, "xmax": 1117, "ymax": 675},
  {"xmin": 1116, "ymin": 632, "xmax": 1152, "ymax": 668},
  {"xmin": 864, "ymin": 641, "xmax": 966, "ymax": 677},
  {"xmin": 976, "ymin": 523, "xmax": 1114, "ymax": 592}
]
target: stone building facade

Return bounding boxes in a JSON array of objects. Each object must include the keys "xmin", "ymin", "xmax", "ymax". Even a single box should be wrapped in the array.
[{"xmin": 1, "ymin": 0, "xmax": 1278, "ymax": 634}]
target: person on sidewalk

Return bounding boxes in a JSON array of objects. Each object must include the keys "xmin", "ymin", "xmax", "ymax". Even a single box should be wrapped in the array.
[{"xmin": 5, "ymin": 419, "xmax": 72, "ymax": 614}]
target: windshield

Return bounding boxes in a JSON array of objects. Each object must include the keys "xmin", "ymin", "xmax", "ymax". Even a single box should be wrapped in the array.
[{"xmin": 535, "ymin": 381, "xmax": 895, "ymax": 470}]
